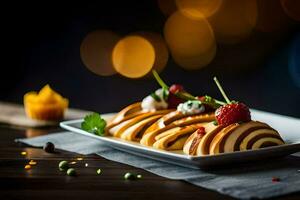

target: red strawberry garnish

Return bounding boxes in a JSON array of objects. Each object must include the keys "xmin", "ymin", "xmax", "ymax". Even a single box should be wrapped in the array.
[
  {"xmin": 167, "ymin": 84, "xmax": 184, "ymax": 109},
  {"xmin": 213, "ymin": 77, "xmax": 251, "ymax": 126},
  {"xmin": 215, "ymin": 103, "xmax": 251, "ymax": 126},
  {"xmin": 169, "ymin": 84, "xmax": 184, "ymax": 94}
]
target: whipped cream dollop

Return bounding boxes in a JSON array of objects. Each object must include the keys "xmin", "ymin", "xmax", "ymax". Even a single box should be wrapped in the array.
[
  {"xmin": 141, "ymin": 88, "xmax": 168, "ymax": 111},
  {"xmin": 177, "ymin": 100, "xmax": 205, "ymax": 115}
]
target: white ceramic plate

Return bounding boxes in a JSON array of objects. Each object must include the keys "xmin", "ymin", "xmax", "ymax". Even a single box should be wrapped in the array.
[{"xmin": 60, "ymin": 109, "xmax": 300, "ymax": 168}]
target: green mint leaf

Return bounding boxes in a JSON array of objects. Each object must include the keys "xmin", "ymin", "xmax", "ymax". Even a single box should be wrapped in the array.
[{"xmin": 81, "ymin": 113, "xmax": 106, "ymax": 136}]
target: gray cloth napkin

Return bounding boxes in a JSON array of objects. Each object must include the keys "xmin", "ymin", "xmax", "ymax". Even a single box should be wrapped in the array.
[{"xmin": 16, "ymin": 132, "xmax": 300, "ymax": 199}]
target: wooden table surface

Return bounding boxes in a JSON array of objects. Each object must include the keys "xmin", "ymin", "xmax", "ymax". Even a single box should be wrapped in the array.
[{"xmin": 1, "ymin": 124, "xmax": 300, "ymax": 200}]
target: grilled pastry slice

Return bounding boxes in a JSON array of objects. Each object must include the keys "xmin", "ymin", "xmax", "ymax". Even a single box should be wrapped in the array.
[
  {"xmin": 210, "ymin": 121, "xmax": 284, "ymax": 154},
  {"xmin": 144, "ymin": 111, "xmax": 190, "ymax": 134},
  {"xmin": 140, "ymin": 112, "xmax": 215, "ymax": 147},
  {"xmin": 120, "ymin": 115, "xmax": 163, "ymax": 141},
  {"xmin": 183, "ymin": 121, "xmax": 285, "ymax": 156},
  {"xmin": 183, "ymin": 122, "xmax": 223, "ymax": 155},
  {"xmin": 107, "ymin": 110, "xmax": 172, "ymax": 137},
  {"xmin": 140, "ymin": 123, "xmax": 176, "ymax": 146},
  {"xmin": 239, "ymin": 126, "xmax": 284, "ymax": 151},
  {"xmin": 153, "ymin": 123, "xmax": 206, "ymax": 150},
  {"xmin": 106, "ymin": 102, "xmax": 144, "ymax": 130}
]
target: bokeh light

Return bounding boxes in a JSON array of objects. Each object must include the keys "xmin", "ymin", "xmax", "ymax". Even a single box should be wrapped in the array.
[
  {"xmin": 164, "ymin": 11, "xmax": 216, "ymax": 70},
  {"xmin": 133, "ymin": 32, "xmax": 169, "ymax": 73},
  {"xmin": 176, "ymin": 0, "xmax": 223, "ymax": 19},
  {"xmin": 281, "ymin": 0, "xmax": 300, "ymax": 21},
  {"xmin": 112, "ymin": 35, "xmax": 155, "ymax": 78},
  {"xmin": 80, "ymin": 30, "xmax": 120, "ymax": 76},
  {"xmin": 208, "ymin": 0, "xmax": 257, "ymax": 44},
  {"xmin": 157, "ymin": 0, "xmax": 177, "ymax": 16},
  {"xmin": 255, "ymin": 0, "xmax": 290, "ymax": 32}
]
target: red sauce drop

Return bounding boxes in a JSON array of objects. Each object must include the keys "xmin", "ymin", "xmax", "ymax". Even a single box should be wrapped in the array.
[
  {"xmin": 197, "ymin": 127, "xmax": 206, "ymax": 136},
  {"xmin": 272, "ymin": 177, "xmax": 280, "ymax": 182}
]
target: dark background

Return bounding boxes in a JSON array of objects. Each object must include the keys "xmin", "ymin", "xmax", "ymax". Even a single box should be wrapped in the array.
[{"xmin": 1, "ymin": 1, "xmax": 300, "ymax": 117}]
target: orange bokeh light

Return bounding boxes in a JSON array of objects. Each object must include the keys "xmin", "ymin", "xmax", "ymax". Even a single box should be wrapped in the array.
[
  {"xmin": 112, "ymin": 36, "xmax": 155, "ymax": 78},
  {"xmin": 176, "ymin": 0, "xmax": 223, "ymax": 19},
  {"xmin": 133, "ymin": 32, "xmax": 169, "ymax": 74},
  {"xmin": 281, "ymin": 0, "xmax": 300, "ymax": 21},
  {"xmin": 80, "ymin": 30, "xmax": 120, "ymax": 76},
  {"xmin": 208, "ymin": 0, "xmax": 257, "ymax": 44},
  {"xmin": 164, "ymin": 11, "xmax": 216, "ymax": 70}
]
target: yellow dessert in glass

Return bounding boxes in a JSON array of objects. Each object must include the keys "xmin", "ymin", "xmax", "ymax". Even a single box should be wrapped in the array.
[{"xmin": 24, "ymin": 85, "xmax": 69, "ymax": 121}]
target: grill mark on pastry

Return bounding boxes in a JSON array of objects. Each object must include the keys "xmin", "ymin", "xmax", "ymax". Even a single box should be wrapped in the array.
[
  {"xmin": 135, "ymin": 119, "xmax": 160, "ymax": 139},
  {"xmin": 143, "ymin": 110, "xmax": 180, "ymax": 134},
  {"xmin": 218, "ymin": 124, "xmax": 239, "ymax": 153},
  {"xmin": 109, "ymin": 102, "xmax": 142, "ymax": 124},
  {"xmin": 174, "ymin": 113, "xmax": 215, "ymax": 127},
  {"xmin": 166, "ymin": 132, "xmax": 191, "ymax": 147},
  {"xmin": 246, "ymin": 133, "xmax": 282, "ymax": 149},
  {"xmin": 145, "ymin": 114, "xmax": 213, "ymax": 145},
  {"xmin": 141, "ymin": 123, "xmax": 177, "ymax": 146},
  {"xmin": 106, "ymin": 112, "xmax": 145, "ymax": 130},
  {"xmin": 162, "ymin": 111, "xmax": 187, "ymax": 126},
  {"xmin": 201, "ymin": 125, "xmax": 225, "ymax": 155},
  {"xmin": 113, "ymin": 110, "xmax": 173, "ymax": 137},
  {"xmin": 233, "ymin": 125, "xmax": 272, "ymax": 151}
]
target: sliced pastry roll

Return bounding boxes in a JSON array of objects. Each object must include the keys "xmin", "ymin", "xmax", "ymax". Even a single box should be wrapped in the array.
[
  {"xmin": 209, "ymin": 121, "xmax": 284, "ymax": 154},
  {"xmin": 183, "ymin": 121, "xmax": 285, "ymax": 156},
  {"xmin": 140, "ymin": 112, "xmax": 215, "ymax": 147},
  {"xmin": 153, "ymin": 123, "xmax": 207, "ymax": 150},
  {"xmin": 120, "ymin": 114, "xmax": 163, "ymax": 141},
  {"xmin": 107, "ymin": 110, "xmax": 172, "ymax": 137},
  {"xmin": 144, "ymin": 111, "xmax": 191, "ymax": 134},
  {"xmin": 183, "ymin": 122, "xmax": 223, "ymax": 155},
  {"xmin": 107, "ymin": 102, "xmax": 144, "ymax": 130}
]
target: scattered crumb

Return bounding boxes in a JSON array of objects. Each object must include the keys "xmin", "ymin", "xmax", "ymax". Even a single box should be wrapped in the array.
[
  {"xmin": 24, "ymin": 164, "xmax": 31, "ymax": 170},
  {"xmin": 29, "ymin": 160, "xmax": 37, "ymax": 165}
]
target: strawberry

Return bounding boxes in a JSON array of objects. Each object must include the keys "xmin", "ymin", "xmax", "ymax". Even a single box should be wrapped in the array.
[
  {"xmin": 215, "ymin": 103, "xmax": 251, "ymax": 126},
  {"xmin": 169, "ymin": 84, "xmax": 184, "ymax": 94},
  {"xmin": 213, "ymin": 77, "xmax": 251, "ymax": 126}
]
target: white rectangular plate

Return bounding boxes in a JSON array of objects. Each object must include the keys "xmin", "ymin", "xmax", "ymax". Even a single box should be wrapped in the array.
[{"xmin": 60, "ymin": 109, "xmax": 300, "ymax": 168}]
